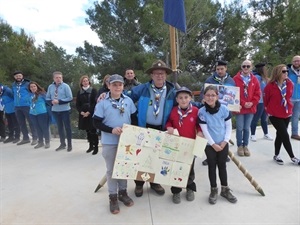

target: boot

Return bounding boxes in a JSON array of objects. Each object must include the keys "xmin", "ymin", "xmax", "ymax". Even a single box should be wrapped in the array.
[
  {"xmin": 86, "ymin": 142, "xmax": 93, "ymax": 153},
  {"xmin": 92, "ymin": 144, "xmax": 98, "ymax": 155},
  {"xmin": 118, "ymin": 189, "xmax": 134, "ymax": 207},
  {"xmin": 109, "ymin": 194, "xmax": 120, "ymax": 214},
  {"xmin": 220, "ymin": 186, "xmax": 237, "ymax": 203},
  {"xmin": 208, "ymin": 187, "xmax": 218, "ymax": 204}
]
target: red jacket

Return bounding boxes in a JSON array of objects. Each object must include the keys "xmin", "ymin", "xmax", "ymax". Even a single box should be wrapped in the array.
[
  {"xmin": 165, "ymin": 106, "xmax": 201, "ymax": 139},
  {"xmin": 263, "ymin": 79, "xmax": 294, "ymax": 118},
  {"xmin": 233, "ymin": 72, "xmax": 261, "ymax": 114}
]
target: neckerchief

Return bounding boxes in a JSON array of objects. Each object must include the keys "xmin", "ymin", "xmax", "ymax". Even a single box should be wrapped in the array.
[
  {"xmin": 151, "ymin": 81, "xmax": 166, "ymax": 116},
  {"xmin": 109, "ymin": 94, "xmax": 125, "ymax": 114},
  {"xmin": 177, "ymin": 103, "xmax": 193, "ymax": 127},
  {"xmin": 30, "ymin": 93, "xmax": 38, "ymax": 109},
  {"xmin": 291, "ymin": 65, "xmax": 300, "ymax": 76},
  {"xmin": 213, "ymin": 73, "xmax": 228, "ymax": 85},
  {"xmin": 54, "ymin": 83, "xmax": 61, "ymax": 99},
  {"xmin": 204, "ymin": 101, "xmax": 220, "ymax": 115},
  {"xmin": 16, "ymin": 79, "xmax": 24, "ymax": 98},
  {"xmin": 276, "ymin": 80, "xmax": 288, "ymax": 113},
  {"xmin": 241, "ymin": 74, "xmax": 251, "ymax": 98}
]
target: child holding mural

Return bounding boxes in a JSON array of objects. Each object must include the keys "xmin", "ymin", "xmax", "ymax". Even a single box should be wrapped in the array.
[
  {"xmin": 166, "ymin": 87, "xmax": 203, "ymax": 204},
  {"xmin": 198, "ymin": 85, "xmax": 237, "ymax": 204},
  {"xmin": 93, "ymin": 74, "xmax": 138, "ymax": 214}
]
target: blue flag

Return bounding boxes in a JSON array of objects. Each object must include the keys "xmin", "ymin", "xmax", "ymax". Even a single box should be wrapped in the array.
[{"xmin": 163, "ymin": 0, "xmax": 186, "ymax": 33}]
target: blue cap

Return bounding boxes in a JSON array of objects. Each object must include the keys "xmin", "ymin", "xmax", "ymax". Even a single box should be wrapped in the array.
[
  {"xmin": 109, "ymin": 74, "xmax": 124, "ymax": 84},
  {"xmin": 176, "ymin": 87, "xmax": 192, "ymax": 96}
]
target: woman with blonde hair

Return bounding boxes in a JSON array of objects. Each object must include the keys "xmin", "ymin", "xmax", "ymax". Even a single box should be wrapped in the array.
[
  {"xmin": 264, "ymin": 64, "xmax": 299, "ymax": 166},
  {"xmin": 76, "ymin": 75, "xmax": 98, "ymax": 154}
]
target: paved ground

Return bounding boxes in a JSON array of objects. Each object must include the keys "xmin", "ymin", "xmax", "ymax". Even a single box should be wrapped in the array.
[{"xmin": 1, "ymin": 125, "xmax": 300, "ymax": 225}]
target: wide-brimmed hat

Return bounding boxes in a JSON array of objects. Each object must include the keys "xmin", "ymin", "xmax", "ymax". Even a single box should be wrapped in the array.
[{"xmin": 145, "ymin": 60, "xmax": 173, "ymax": 75}]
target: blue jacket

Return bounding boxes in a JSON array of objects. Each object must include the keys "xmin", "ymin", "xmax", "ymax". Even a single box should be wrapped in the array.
[
  {"xmin": 0, "ymin": 85, "xmax": 15, "ymax": 114},
  {"xmin": 12, "ymin": 79, "xmax": 31, "ymax": 107},
  {"xmin": 129, "ymin": 80, "xmax": 176, "ymax": 129},
  {"xmin": 46, "ymin": 82, "xmax": 73, "ymax": 112},
  {"xmin": 29, "ymin": 93, "xmax": 48, "ymax": 115},
  {"xmin": 288, "ymin": 65, "xmax": 300, "ymax": 101}
]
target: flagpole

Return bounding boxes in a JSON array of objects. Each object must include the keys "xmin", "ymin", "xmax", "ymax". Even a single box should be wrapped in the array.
[{"xmin": 169, "ymin": 25, "xmax": 180, "ymax": 89}]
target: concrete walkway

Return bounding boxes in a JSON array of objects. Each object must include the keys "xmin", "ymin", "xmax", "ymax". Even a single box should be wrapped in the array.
[{"xmin": 1, "ymin": 125, "xmax": 300, "ymax": 225}]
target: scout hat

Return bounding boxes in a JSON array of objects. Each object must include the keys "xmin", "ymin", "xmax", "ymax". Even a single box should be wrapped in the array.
[{"xmin": 145, "ymin": 60, "xmax": 173, "ymax": 75}]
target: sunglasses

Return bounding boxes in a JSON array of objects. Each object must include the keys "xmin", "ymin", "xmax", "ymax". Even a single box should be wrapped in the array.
[
  {"xmin": 282, "ymin": 70, "xmax": 289, "ymax": 73},
  {"xmin": 242, "ymin": 65, "xmax": 251, "ymax": 69}
]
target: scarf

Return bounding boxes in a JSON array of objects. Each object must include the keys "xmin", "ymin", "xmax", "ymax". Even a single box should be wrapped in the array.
[
  {"xmin": 82, "ymin": 85, "xmax": 90, "ymax": 91},
  {"xmin": 276, "ymin": 80, "xmax": 288, "ymax": 113},
  {"xmin": 212, "ymin": 73, "xmax": 228, "ymax": 85},
  {"xmin": 291, "ymin": 65, "xmax": 300, "ymax": 76},
  {"xmin": 241, "ymin": 74, "xmax": 251, "ymax": 98},
  {"xmin": 16, "ymin": 79, "xmax": 24, "ymax": 98},
  {"xmin": 204, "ymin": 100, "xmax": 221, "ymax": 115},
  {"xmin": 177, "ymin": 103, "xmax": 193, "ymax": 127},
  {"xmin": 109, "ymin": 94, "xmax": 125, "ymax": 114},
  {"xmin": 151, "ymin": 82, "xmax": 166, "ymax": 116}
]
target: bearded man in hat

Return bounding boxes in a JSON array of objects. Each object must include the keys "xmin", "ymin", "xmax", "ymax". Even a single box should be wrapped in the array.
[
  {"xmin": 199, "ymin": 60, "xmax": 236, "ymax": 165},
  {"xmin": 128, "ymin": 59, "xmax": 176, "ymax": 197}
]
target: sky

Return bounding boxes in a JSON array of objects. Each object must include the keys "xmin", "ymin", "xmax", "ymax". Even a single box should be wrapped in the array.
[
  {"xmin": 0, "ymin": 0, "xmax": 249, "ymax": 55},
  {"xmin": 0, "ymin": 0, "xmax": 102, "ymax": 54}
]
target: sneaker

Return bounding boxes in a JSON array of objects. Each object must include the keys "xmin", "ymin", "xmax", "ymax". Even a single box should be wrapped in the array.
[
  {"xmin": 17, "ymin": 139, "xmax": 30, "ymax": 145},
  {"xmin": 202, "ymin": 159, "xmax": 208, "ymax": 166},
  {"xmin": 34, "ymin": 143, "xmax": 44, "ymax": 149},
  {"xmin": 31, "ymin": 140, "xmax": 38, "ymax": 146},
  {"xmin": 118, "ymin": 189, "xmax": 134, "ymax": 207},
  {"xmin": 273, "ymin": 155, "xmax": 284, "ymax": 165},
  {"xmin": 172, "ymin": 193, "xmax": 181, "ymax": 204},
  {"xmin": 55, "ymin": 145, "xmax": 66, "ymax": 151},
  {"xmin": 186, "ymin": 189, "xmax": 195, "ymax": 201},
  {"xmin": 45, "ymin": 143, "xmax": 50, "ymax": 149},
  {"xmin": 244, "ymin": 146, "xmax": 251, "ymax": 156},
  {"xmin": 250, "ymin": 135, "xmax": 257, "ymax": 142},
  {"xmin": 237, "ymin": 146, "xmax": 244, "ymax": 156},
  {"xmin": 0, "ymin": 137, "xmax": 5, "ymax": 142},
  {"xmin": 208, "ymin": 187, "xmax": 218, "ymax": 205},
  {"xmin": 134, "ymin": 185, "xmax": 143, "ymax": 197},
  {"xmin": 291, "ymin": 157, "xmax": 300, "ymax": 165},
  {"xmin": 12, "ymin": 138, "xmax": 20, "ymax": 143},
  {"xmin": 3, "ymin": 137, "xmax": 14, "ymax": 143},
  {"xmin": 264, "ymin": 134, "xmax": 273, "ymax": 141},
  {"xmin": 291, "ymin": 135, "xmax": 300, "ymax": 140},
  {"xmin": 220, "ymin": 186, "xmax": 237, "ymax": 203}
]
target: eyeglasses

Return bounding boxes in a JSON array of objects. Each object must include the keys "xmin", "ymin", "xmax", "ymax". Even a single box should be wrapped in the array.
[
  {"xmin": 282, "ymin": 70, "xmax": 289, "ymax": 73},
  {"xmin": 205, "ymin": 94, "xmax": 217, "ymax": 98},
  {"xmin": 242, "ymin": 65, "xmax": 251, "ymax": 69}
]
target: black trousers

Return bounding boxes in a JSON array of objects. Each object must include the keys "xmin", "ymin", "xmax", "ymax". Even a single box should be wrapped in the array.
[
  {"xmin": 269, "ymin": 116, "xmax": 294, "ymax": 158},
  {"xmin": 0, "ymin": 111, "xmax": 5, "ymax": 138},
  {"xmin": 205, "ymin": 144, "xmax": 228, "ymax": 188}
]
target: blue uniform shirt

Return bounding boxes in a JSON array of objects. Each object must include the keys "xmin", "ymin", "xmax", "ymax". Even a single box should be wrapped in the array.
[{"xmin": 93, "ymin": 93, "xmax": 136, "ymax": 145}]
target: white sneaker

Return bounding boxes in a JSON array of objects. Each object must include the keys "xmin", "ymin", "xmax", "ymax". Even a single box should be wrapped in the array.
[
  {"xmin": 250, "ymin": 135, "xmax": 257, "ymax": 142},
  {"xmin": 291, "ymin": 157, "xmax": 300, "ymax": 165},
  {"xmin": 264, "ymin": 134, "xmax": 273, "ymax": 141}
]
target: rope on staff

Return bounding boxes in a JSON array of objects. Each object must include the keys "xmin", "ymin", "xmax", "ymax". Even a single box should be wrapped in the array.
[{"xmin": 228, "ymin": 150, "xmax": 265, "ymax": 196}]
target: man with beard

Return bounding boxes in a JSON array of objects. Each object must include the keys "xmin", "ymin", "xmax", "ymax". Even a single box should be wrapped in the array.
[
  {"xmin": 288, "ymin": 55, "xmax": 300, "ymax": 140},
  {"xmin": 11, "ymin": 71, "xmax": 37, "ymax": 145}
]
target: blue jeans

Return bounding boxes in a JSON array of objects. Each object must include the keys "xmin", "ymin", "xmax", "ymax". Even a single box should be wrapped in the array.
[
  {"xmin": 30, "ymin": 113, "xmax": 50, "ymax": 144},
  {"xmin": 291, "ymin": 101, "xmax": 300, "ymax": 136},
  {"xmin": 52, "ymin": 110, "xmax": 72, "ymax": 147},
  {"xmin": 15, "ymin": 106, "xmax": 37, "ymax": 141},
  {"xmin": 250, "ymin": 103, "xmax": 268, "ymax": 135},
  {"xmin": 236, "ymin": 113, "xmax": 254, "ymax": 147}
]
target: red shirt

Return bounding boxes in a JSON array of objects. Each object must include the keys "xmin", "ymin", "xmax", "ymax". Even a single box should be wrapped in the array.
[
  {"xmin": 263, "ymin": 79, "xmax": 294, "ymax": 118},
  {"xmin": 233, "ymin": 72, "xmax": 261, "ymax": 114},
  {"xmin": 165, "ymin": 106, "xmax": 201, "ymax": 139}
]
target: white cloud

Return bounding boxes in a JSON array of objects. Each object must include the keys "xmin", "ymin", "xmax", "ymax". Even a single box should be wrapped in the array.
[{"xmin": 0, "ymin": 0, "xmax": 101, "ymax": 54}]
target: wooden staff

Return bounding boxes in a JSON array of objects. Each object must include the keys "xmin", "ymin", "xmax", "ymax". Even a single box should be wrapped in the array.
[
  {"xmin": 94, "ymin": 175, "xmax": 107, "ymax": 193},
  {"xmin": 228, "ymin": 150, "xmax": 265, "ymax": 196}
]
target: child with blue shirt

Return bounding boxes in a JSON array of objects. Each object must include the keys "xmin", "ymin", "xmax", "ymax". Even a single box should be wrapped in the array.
[
  {"xmin": 198, "ymin": 85, "xmax": 237, "ymax": 204},
  {"xmin": 28, "ymin": 81, "xmax": 50, "ymax": 149},
  {"xmin": 93, "ymin": 74, "xmax": 138, "ymax": 214}
]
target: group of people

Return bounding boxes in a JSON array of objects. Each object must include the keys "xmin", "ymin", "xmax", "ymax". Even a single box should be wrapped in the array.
[{"xmin": 1, "ymin": 56, "xmax": 299, "ymax": 215}]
